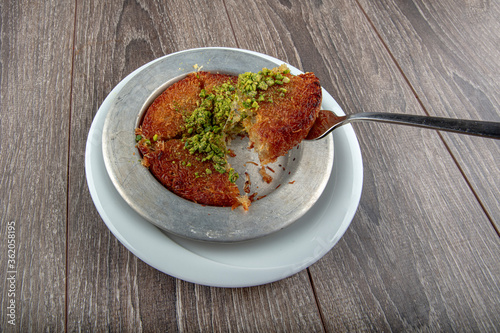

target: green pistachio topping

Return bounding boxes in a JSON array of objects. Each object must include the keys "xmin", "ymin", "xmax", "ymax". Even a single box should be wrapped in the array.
[
  {"xmin": 180, "ymin": 65, "xmax": 291, "ymax": 183},
  {"xmin": 228, "ymin": 168, "xmax": 239, "ymax": 183},
  {"xmin": 237, "ymin": 63, "xmax": 291, "ymax": 112},
  {"xmin": 182, "ymin": 83, "xmax": 235, "ymax": 180}
]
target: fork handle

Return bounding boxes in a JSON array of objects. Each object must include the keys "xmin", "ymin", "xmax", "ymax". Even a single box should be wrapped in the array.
[{"xmin": 345, "ymin": 112, "xmax": 500, "ymax": 139}]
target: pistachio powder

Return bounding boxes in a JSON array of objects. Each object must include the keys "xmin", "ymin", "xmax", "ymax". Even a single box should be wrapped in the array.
[{"xmin": 181, "ymin": 65, "xmax": 291, "ymax": 183}]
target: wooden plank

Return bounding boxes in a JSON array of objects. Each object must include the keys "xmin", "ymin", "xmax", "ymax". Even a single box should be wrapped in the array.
[
  {"xmin": 175, "ymin": 274, "xmax": 324, "ymax": 332},
  {"xmin": 224, "ymin": 0, "xmax": 500, "ymax": 330},
  {"xmin": 68, "ymin": 1, "xmax": 192, "ymax": 329},
  {"xmin": 356, "ymin": 0, "xmax": 500, "ymax": 230},
  {"xmin": 0, "ymin": 0, "xmax": 75, "ymax": 330},
  {"xmin": 67, "ymin": 0, "xmax": 324, "ymax": 330}
]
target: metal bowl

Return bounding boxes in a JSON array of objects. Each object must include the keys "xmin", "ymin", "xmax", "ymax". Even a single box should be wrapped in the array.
[{"xmin": 102, "ymin": 48, "xmax": 334, "ymax": 242}]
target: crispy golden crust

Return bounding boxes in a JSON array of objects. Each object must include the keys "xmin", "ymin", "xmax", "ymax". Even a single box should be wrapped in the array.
[
  {"xmin": 247, "ymin": 72, "xmax": 322, "ymax": 165},
  {"xmin": 138, "ymin": 139, "xmax": 240, "ymax": 207},
  {"xmin": 198, "ymin": 71, "xmax": 238, "ymax": 92},
  {"xmin": 139, "ymin": 72, "xmax": 237, "ymax": 141},
  {"xmin": 138, "ymin": 72, "xmax": 240, "ymax": 207},
  {"xmin": 140, "ymin": 74, "xmax": 201, "ymax": 141},
  {"xmin": 136, "ymin": 70, "xmax": 321, "ymax": 207}
]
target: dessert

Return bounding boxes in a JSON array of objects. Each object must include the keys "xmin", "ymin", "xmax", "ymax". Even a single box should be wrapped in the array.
[{"xmin": 135, "ymin": 65, "xmax": 321, "ymax": 209}]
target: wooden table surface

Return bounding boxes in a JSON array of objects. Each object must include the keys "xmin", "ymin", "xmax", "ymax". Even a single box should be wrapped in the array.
[{"xmin": 1, "ymin": 0, "xmax": 499, "ymax": 331}]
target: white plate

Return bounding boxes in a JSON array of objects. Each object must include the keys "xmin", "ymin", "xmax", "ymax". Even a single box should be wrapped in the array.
[
  {"xmin": 85, "ymin": 47, "xmax": 363, "ymax": 287},
  {"xmin": 101, "ymin": 48, "xmax": 334, "ymax": 242}
]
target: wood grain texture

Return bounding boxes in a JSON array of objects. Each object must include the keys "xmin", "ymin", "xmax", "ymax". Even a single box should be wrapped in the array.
[
  {"xmin": 356, "ymin": 0, "xmax": 500, "ymax": 230},
  {"xmin": 313, "ymin": 121, "xmax": 500, "ymax": 331},
  {"xmin": 224, "ymin": 0, "xmax": 500, "ymax": 330},
  {"xmin": 175, "ymin": 274, "xmax": 324, "ymax": 332},
  {"xmin": 67, "ymin": 0, "xmax": 323, "ymax": 331},
  {"xmin": 0, "ymin": 0, "xmax": 74, "ymax": 331},
  {"xmin": 2, "ymin": 0, "xmax": 499, "ymax": 330}
]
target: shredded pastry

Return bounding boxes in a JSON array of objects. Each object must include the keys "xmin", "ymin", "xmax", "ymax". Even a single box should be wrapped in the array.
[{"xmin": 135, "ymin": 65, "xmax": 321, "ymax": 210}]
